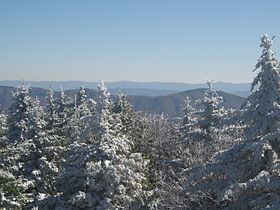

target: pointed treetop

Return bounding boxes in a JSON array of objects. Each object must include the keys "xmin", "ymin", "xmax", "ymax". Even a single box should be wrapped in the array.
[
  {"xmin": 206, "ymin": 79, "xmax": 214, "ymax": 90},
  {"xmin": 260, "ymin": 34, "xmax": 275, "ymax": 50},
  {"xmin": 14, "ymin": 83, "xmax": 30, "ymax": 97},
  {"xmin": 99, "ymin": 79, "xmax": 105, "ymax": 87},
  {"xmin": 76, "ymin": 85, "xmax": 88, "ymax": 105},
  {"xmin": 79, "ymin": 85, "xmax": 85, "ymax": 92},
  {"xmin": 48, "ymin": 86, "xmax": 54, "ymax": 94},
  {"xmin": 98, "ymin": 80, "xmax": 111, "ymax": 100},
  {"xmin": 253, "ymin": 34, "xmax": 278, "ymax": 73},
  {"xmin": 20, "ymin": 79, "xmax": 25, "ymax": 86},
  {"xmin": 59, "ymin": 86, "xmax": 65, "ymax": 97}
]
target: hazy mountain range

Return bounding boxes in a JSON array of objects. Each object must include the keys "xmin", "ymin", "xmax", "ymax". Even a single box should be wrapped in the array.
[
  {"xmin": 0, "ymin": 85, "xmax": 244, "ymax": 117},
  {"xmin": 0, "ymin": 80, "xmax": 251, "ymax": 97}
]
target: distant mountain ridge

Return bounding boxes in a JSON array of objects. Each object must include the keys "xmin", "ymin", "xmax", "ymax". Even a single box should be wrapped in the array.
[
  {"xmin": 0, "ymin": 80, "xmax": 251, "ymax": 97},
  {"xmin": 0, "ymin": 85, "xmax": 244, "ymax": 117},
  {"xmin": 128, "ymin": 89, "xmax": 244, "ymax": 117}
]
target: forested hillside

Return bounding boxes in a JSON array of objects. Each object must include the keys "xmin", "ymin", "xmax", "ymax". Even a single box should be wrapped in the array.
[{"xmin": 1, "ymin": 35, "xmax": 280, "ymax": 209}]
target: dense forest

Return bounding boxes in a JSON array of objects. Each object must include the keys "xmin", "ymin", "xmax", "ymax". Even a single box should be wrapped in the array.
[{"xmin": 1, "ymin": 34, "xmax": 280, "ymax": 209}]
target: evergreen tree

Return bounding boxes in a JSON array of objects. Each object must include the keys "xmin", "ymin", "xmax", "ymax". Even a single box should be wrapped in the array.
[
  {"xmin": 242, "ymin": 34, "xmax": 280, "ymax": 138},
  {"xmin": 92, "ymin": 80, "xmax": 121, "ymax": 140},
  {"xmin": 57, "ymin": 87, "xmax": 67, "ymax": 127},
  {"xmin": 65, "ymin": 96, "xmax": 81, "ymax": 141},
  {"xmin": 3, "ymin": 87, "xmax": 64, "ymax": 208},
  {"xmin": 76, "ymin": 86, "xmax": 88, "ymax": 107},
  {"xmin": 197, "ymin": 80, "xmax": 225, "ymax": 135},
  {"xmin": 44, "ymin": 87, "xmax": 69, "ymax": 148},
  {"xmin": 85, "ymin": 81, "xmax": 152, "ymax": 209},
  {"xmin": 50, "ymin": 81, "xmax": 153, "ymax": 209},
  {"xmin": 7, "ymin": 85, "xmax": 33, "ymax": 141},
  {"xmin": 45, "ymin": 87, "xmax": 58, "ymax": 131},
  {"xmin": 0, "ymin": 86, "xmax": 32, "ymax": 208},
  {"xmin": 183, "ymin": 35, "xmax": 280, "ymax": 210},
  {"xmin": 18, "ymin": 97, "xmax": 60, "ymax": 208},
  {"xmin": 76, "ymin": 86, "xmax": 95, "ymax": 122},
  {"xmin": 53, "ymin": 87, "xmax": 72, "ymax": 138},
  {"xmin": 179, "ymin": 97, "xmax": 196, "ymax": 141},
  {"xmin": 113, "ymin": 91, "xmax": 136, "ymax": 137},
  {"xmin": 66, "ymin": 87, "xmax": 95, "ymax": 143},
  {"xmin": 27, "ymin": 97, "xmax": 46, "ymax": 140}
]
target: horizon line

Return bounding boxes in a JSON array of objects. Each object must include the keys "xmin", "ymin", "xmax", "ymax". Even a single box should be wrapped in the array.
[{"xmin": 0, "ymin": 79, "xmax": 252, "ymax": 84}]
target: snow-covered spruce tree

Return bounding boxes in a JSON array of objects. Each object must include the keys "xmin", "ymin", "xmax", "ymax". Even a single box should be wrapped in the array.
[
  {"xmin": 1, "ymin": 86, "xmax": 44, "ymax": 208},
  {"xmin": 184, "ymin": 131, "xmax": 280, "ymax": 209},
  {"xmin": 44, "ymin": 87, "xmax": 70, "ymax": 152},
  {"xmin": 196, "ymin": 80, "xmax": 225, "ymax": 135},
  {"xmin": 0, "ymin": 105, "xmax": 25, "ymax": 209},
  {"xmin": 179, "ymin": 96, "xmax": 196, "ymax": 141},
  {"xmin": 48, "ymin": 81, "xmax": 153, "ymax": 209},
  {"xmin": 6, "ymin": 84, "xmax": 33, "ymax": 142},
  {"xmin": 183, "ymin": 35, "xmax": 280, "ymax": 209},
  {"xmin": 242, "ymin": 34, "xmax": 280, "ymax": 139},
  {"xmin": 22, "ymin": 96, "xmax": 59, "ymax": 198},
  {"xmin": 18, "ymin": 96, "xmax": 61, "ymax": 208},
  {"xmin": 76, "ymin": 86, "xmax": 88, "ymax": 107},
  {"xmin": 54, "ymin": 87, "xmax": 71, "ymax": 137},
  {"xmin": 76, "ymin": 86, "xmax": 96, "ymax": 120},
  {"xmin": 75, "ymin": 86, "xmax": 96, "ymax": 119},
  {"xmin": 112, "ymin": 91, "xmax": 137, "ymax": 138},
  {"xmin": 26, "ymin": 97, "xmax": 46, "ymax": 140},
  {"xmin": 64, "ymin": 97, "xmax": 81, "ymax": 142},
  {"xmin": 85, "ymin": 81, "xmax": 153, "ymax": 209},
  {"xmin": 65, "ymin": 86, "xmax": 95, "ymax": 142},
  {"xmin": 1, "ymin": 90, "xmax": 62, "ymax": 208},
  {"xmin": 96, "ymin": 80, "xmax": 121, "ymax": 137},
  {"xmin": 78, "ymin": 81, "xmax": 116, "ymax": 143},
  {"xmin": 45, "ymin": 87, "xmax": 58, "ymax": 131},
  {"xmin": 179, "ymin": 81, "xmax": 230, "ymax": 167}
]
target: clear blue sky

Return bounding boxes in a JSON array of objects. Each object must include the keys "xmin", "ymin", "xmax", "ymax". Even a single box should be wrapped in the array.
[{"xmin": 1, "ymin": 0, "xmax": 280, "ymax": 83}]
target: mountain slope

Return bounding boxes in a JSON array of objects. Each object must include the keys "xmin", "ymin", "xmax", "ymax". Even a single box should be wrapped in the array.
[{"xmin": 128, "ymin": 88, "xmax": 244, "ymax": 117}]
